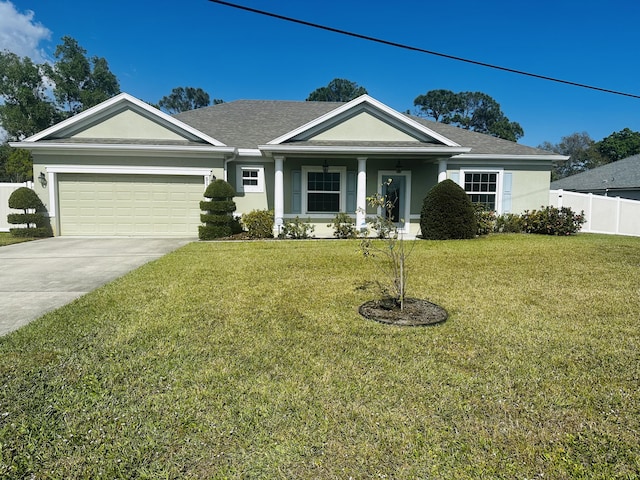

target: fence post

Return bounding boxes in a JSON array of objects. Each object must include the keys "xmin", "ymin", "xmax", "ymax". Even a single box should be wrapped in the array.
[{"xmin": 616, "ymin": 196, "xmax": 621, "ymax": 235}]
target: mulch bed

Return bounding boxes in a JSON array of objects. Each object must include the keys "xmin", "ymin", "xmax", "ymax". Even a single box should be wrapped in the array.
[{"xmin": 359, "ymin": 297, "xmax": 448, "ymax": 326}]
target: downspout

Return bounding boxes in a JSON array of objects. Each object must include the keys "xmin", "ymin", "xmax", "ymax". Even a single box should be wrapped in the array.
[{"xmin": 223, "ymin": 149, "xmax": 238, "ymax": 182}]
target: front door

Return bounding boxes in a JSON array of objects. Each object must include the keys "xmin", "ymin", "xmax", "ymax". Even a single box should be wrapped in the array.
[{"xmin": 383, "ymin": 175, "xmax": 406, "ymax": 227}]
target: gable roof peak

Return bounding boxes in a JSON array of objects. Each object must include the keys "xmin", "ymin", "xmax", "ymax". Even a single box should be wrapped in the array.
[
  {"xmin": 267, "ymin": 94, "xmax": 461, "ymax": 147},
  {"xmin": 22, "ymin": 92, "xmax": 227, "ymax": 146}
]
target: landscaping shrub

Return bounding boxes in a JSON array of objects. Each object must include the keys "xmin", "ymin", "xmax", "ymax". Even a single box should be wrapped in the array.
[
  {"xmin": 7, "ymin": 187, "xmax": 52, "ymax": 238},
  {"xmin": 198, "ymin": 179, "xmax": 242, "ymax": 240},
  {"xmin": 494, "ymin": 213, "xmax": 525, "ymax": 233},
  {"xmin": 241, "ymin": 209, "xmax": 274, "ymax": 239},
  {"xmin": 474, "ymin": 204, "xmax": 496, "ymax": 236},
  {"xmin": 280, "ymin": 217, "xmax": 314, "ymax": 239},
  {"xmin": 420, "ymin": 179, "xmax": 476, "ymax": 240},
  {"xmin": 328, "ymin": 212, "xmax": 358, "ymax": 239},
  {"xmin": 521, "ymin": 206, "xmax": 585, "ymax": 236}
]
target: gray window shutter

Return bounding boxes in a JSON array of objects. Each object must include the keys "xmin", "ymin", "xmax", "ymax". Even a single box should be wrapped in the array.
[
  {"xmin": 502, "ymin": 172, "xmax": 512, "ymax": 213},
  {"xmin": 346, "ymin": 171, "xmax": 356, "ymax": 213},
  {"xmin": 292, "ymin": 170, "xmax": 301, "ymax": 214}
]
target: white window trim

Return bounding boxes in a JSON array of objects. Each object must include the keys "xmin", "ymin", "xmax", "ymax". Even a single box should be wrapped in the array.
[
  {"xmin": 377, "ymin": 170, "xmax": 412, "ymax": 234},
  {"xmin": 301, "ymin": 166, "xmax": 347, "ymax": 217},
  {"xmin": 459, "ymin": 168, "xmax": 504, "ymax": 213},
  {"xmin": 236, "ymin": 164, "xmax": 265, "ymax": 193}
]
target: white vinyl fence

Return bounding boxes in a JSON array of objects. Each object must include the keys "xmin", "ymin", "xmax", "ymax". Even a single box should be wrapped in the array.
[
  {"xmin": 550, "ymin": 189, "xmax": 640, "ymax": 237},
  {"xmin": 0, "ymin": 182, "xmax": 34, "ymax": 232}
]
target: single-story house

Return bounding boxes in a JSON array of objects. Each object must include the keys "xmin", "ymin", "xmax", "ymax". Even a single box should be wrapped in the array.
[
  {"xmin": 12, "ymin": 93, "xmax": 567, "ymax": 237},
  {"xmin": 550, "ymin": 154, "xmax": 640, "ymax": 201}
]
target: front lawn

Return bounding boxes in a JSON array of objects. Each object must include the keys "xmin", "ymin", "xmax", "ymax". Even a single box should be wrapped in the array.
[
  {"xmin": 0, "ymin": 232, "xmax": 36, "ymax": 247},
  {"xmin": 1, "ymin": 234, "xmax": 639, "ymax": 478}
]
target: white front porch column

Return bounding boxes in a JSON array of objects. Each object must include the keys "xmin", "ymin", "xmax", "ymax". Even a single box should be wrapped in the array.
[
  {"xmin": 438, "ymin": 159, "xmax": 448, "ymax": 182},
  {"xmin": 273, "ymin": 155, "xmax": 285, "ymax": 237},
  {"xmin": 356, "ymin": 157, "xmax": 367, "ymax": 230}
]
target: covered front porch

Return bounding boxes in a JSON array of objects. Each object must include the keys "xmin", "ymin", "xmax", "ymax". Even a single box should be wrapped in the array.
[{"xmin": 265, "ymin": 151, "xmax": 465, "ymax": 238}]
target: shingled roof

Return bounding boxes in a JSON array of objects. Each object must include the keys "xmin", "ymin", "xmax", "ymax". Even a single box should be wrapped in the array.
[
  {"xmin": 174, "ymin": 99, "xmax": 553, "ymax": 156},
  {"xmin": 551, "ymin": 154, "xmax": 640, "ymax": 191}
]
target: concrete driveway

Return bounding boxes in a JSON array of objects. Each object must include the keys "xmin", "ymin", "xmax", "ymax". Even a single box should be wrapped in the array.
[{"xmin": 0, "ymin": 237, "xmax": 194, "ymax": 336}]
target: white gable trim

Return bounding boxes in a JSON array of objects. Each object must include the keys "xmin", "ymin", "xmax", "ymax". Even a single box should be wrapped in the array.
[
  {"xmin": 267, "ymin": 94, "xmax": 461, "ymax": 147},
  {"xmin": 22, "ymin": 93, "xmax": 227, "ymax": 147}
]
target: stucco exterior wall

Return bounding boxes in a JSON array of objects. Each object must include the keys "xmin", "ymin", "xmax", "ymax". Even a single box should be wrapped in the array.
[
  {"xmin": 310, "ymin": 112, "xmax": 420, "ymax": 142},
  {"xmin": 510, "ymin": 168, "xmax": 551, "ymax": 213},
  {"xmin": 71, "ymin": 110, "xmax": 187, "ymax": 140}
]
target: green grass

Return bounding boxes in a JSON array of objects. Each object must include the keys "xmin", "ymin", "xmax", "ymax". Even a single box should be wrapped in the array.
[
  {"xmin": 1, "ymin": 234, "xmax": 639, "ymax": 478},
  {"xmin": 0, "ymin": 232, "xmax": 36, "ymax": 247}
]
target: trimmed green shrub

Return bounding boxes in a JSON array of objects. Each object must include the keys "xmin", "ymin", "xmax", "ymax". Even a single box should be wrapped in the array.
[
  {"xmin": 7, "ymin": 187, "xmax": 52, "ymax": 238},
  {"xmin": 203, "ymin": 179, "xmax": 236, "ymax": 200},
  {"xmin": 8, "ymin": 187, "xmax": 42, "ymax": 211},
  {"xmin": 280, "ymin": 217, "xmax": 314, "ymax": 239},
  {"xmin": 199, "ymin": 200, "xmax": 236, "ymax": 213},
  {"xmin": 241, "ymin": 209, "xmax": 274, "ymax": 239},
  {"xmin": 198, "ymin": 179, "xmax": 239, "ymax": 240},
  {"xmin": 474, "ymin": 204, "xmax": 496, "ymax": 236},
  {"xmin": 494, "ymin": 213, "xmax": 525, "ymax": 233},
  {"xmin": 420, "ymin": 180, "xmax": 476, "ymax": 240},
  {"xmin": 328, "ymin": 212, "xmax": 358, "ymax": 239},
  {"xmin": 521, "ymin": 206, "xmax": 585, "ymax": 236}
]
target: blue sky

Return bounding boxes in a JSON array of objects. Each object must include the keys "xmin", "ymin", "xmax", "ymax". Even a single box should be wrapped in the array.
[{"xmin": 2, "ymin": 0, "xmax": 639, "ymax": 148}]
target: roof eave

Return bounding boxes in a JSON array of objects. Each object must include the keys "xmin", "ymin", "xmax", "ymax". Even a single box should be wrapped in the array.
[
  {"xmin": 451, "ymin": 153, "xmax": 569, "ymax": 162},
  {"xmin": 10, "ymin": 141, "xmax": 236, "ymax": 157},
  {"xmin": 259, "ymin": 144, "xmax": 471, "ymax": 157}
]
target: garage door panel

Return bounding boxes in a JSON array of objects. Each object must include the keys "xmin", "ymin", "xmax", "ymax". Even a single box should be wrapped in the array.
[{"xmin": 58, "ymin": 173, "xmax": 204, "ymax": 236}]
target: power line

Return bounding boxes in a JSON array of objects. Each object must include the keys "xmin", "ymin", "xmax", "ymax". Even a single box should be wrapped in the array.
[{"xmin": 208, "ymin": 0, "xmax": 640, "ymax": 100}]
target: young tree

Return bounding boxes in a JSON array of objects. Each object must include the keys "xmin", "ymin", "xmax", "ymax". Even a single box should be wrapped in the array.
[
  {"xmin": 45, "ymin": 36, "xmax": 120, "ymax": 116},
  {"xmin": 158, "ymin": 87, "xmax": 220, "ymax": 114},
  {"xmin": 306, "ymin": 78, "xmax": 368, "ymax": 102},
  {"xmin": 0, "ymin": 51, "xmax": 59, "ymax": 140}
]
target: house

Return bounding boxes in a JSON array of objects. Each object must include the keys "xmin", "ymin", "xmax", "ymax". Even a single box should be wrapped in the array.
[
  {"xmin": 11, "ymin": 93, "xmax": 566, "ymax": 237},
  {"xmin": 550, "ymin": 154, "xmax": 640, "ymax": 201}
]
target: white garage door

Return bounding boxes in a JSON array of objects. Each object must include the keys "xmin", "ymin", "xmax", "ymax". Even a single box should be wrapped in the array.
[{"xmin": 58, "ymin": 173, "xmax": 205, "ymax": 236}]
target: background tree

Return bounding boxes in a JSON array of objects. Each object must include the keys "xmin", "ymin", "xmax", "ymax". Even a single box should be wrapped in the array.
[
  {"xmin": 538, "ymin": 132, "xmax": 603, "ymax": 180},
  {"xmin": 596, "ymin": 128, "xmax": 640, "ymax": 163},
  {"xmin": 0, "ymin": 51, "xmax": 59, "ymax": 140},
  {"xmin": 413, "ymin": 89, "xmax": 460, "ymax": 123},
  {"xmin": 158, "ymin": 87, "xmax": 221, "ymax": 114},
  {"xmin": 5, "ymin": 149, "xmax": 33, "ymax": 182},
  {"xmin": 413, "ymin": 89, "xmax": 524, "ymax": 142},
  {"xmin": 306, "ymin": 78, "xmax": 367, "ymax": 102},
  {"xmin": 45, "ymin": 36, "xmax": 120, "ymax": 116}
]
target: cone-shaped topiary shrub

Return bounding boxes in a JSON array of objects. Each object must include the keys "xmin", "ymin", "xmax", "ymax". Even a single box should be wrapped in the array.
[
  {"xmin": 198, "ymin": 179, "xmax": 242, "ymax": 240},
  {"xmin": 7, "ymin": 187, "xmax": 52, "ymax": 237},
  {"xmin": 420, "ymin": 179, "xmax": 476, "ymax": 240}
]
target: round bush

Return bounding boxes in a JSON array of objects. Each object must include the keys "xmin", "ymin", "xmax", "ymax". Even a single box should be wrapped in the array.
[
  {"xmin": 241, "ymin": 209, "xmax": 274, "ymax": 239},
  {"xmin": 8, "ymin": 187, "xmax": 43, "ymax": 211},
  {"xmin": 420, "ymin": 179, "xmax": 476, "ymax": 240}
]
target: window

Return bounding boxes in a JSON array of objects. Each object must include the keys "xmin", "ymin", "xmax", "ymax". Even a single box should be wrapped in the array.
[
  {"xmin": 236, "ymin": 165, "xmax": 264, "ymax": 193},
  {"xmin": 464, "ymin": 172, "xmax": 498, "ymax": 210},
  {"xmin": 307, "ymin": 171, "xmax": 340, "ymax": 212},
  {"xmin": 300, "ymin": 166, "xmax": 346, "ymax": 215}
]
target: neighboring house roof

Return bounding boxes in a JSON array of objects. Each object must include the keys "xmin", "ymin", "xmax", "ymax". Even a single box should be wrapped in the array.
[
  {"xmin": 175, "ymin": 98, "xmax": 556, "ymax": 157},
  {"xmin": 550, "ymin": 154, "xmax": 640, "ymax": 191}
]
